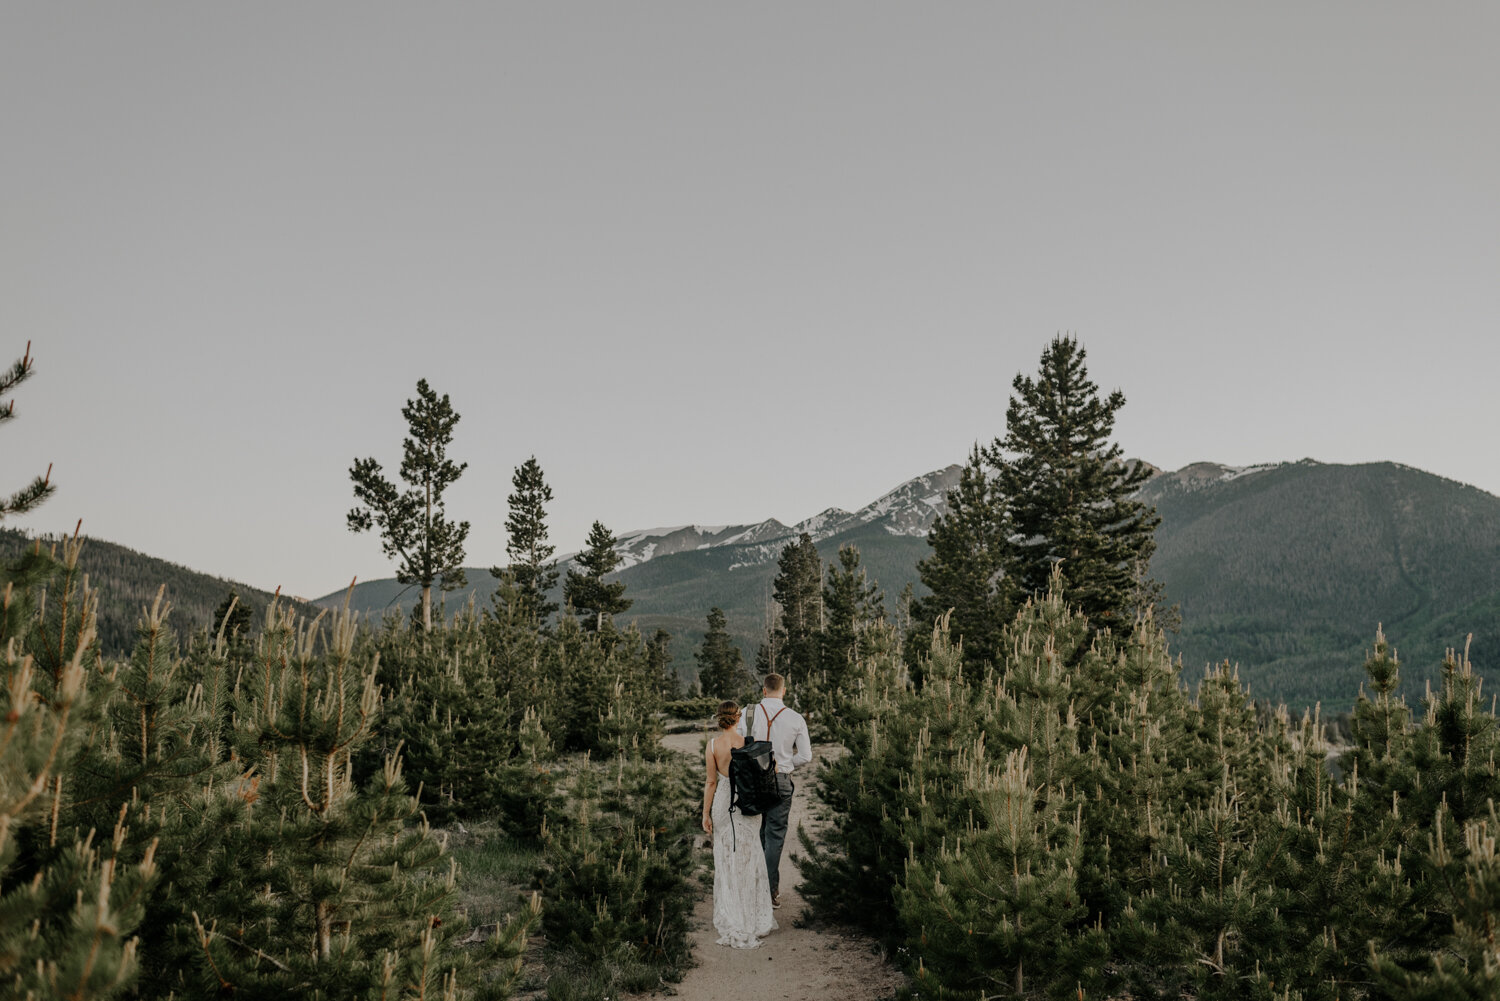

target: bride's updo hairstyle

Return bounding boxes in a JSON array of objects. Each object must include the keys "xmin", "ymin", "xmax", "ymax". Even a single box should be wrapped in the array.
[{"xmin": 715, "ymin": 701, "xmax": 741, "ymax": 730}]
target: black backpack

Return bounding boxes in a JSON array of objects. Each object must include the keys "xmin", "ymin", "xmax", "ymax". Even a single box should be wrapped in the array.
[{"xmin": 728, "ymin": 705, "xmax": 787, "ymax": 817}]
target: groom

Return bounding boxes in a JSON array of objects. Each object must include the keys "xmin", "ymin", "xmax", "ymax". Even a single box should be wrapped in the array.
[{"xmin": 738, "ymin": 672, "xmax": 812, "ymax": 908}]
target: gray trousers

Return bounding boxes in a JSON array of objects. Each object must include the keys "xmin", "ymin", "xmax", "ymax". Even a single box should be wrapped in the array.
[{"xmin": 759, "ymin": 774, "xmax": 794, "ymax": 896}]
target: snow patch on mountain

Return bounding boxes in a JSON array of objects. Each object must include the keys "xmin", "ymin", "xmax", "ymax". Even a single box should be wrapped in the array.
[
  {"xmin": 793, "ymin": 507, "xmax": 858, "ymax": 539},
  {"xmin": 719, "ymin": 520, "xmax": 793, "ymax": 547},
  {"xmin": 1136, "ymin": 461, "xmax": 1284, "ymax": 501},
  {"xmin": 1221, "ymin": 463, "xmax": 1281, "ymax": 482},
  {"xmin": 611, "ymin": 465, "xmax": 965, "ymax": 572},
  {"xmin": 614, "ymin": 524, "xmax": 734, "ymax": 569},
  {"xmin": 855, "ymin": 465, "xmax": 963, "ymax": 537}
]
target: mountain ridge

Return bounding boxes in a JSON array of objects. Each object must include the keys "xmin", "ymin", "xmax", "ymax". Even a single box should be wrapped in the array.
[{"xmin": 605, "ymin": 464, "xmax": 963, "ymax": 572}]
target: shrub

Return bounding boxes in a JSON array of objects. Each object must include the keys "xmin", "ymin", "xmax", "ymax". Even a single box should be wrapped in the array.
[{"xmin": 535, "ymin": 750, "xmax": 698, "ymax": 998}]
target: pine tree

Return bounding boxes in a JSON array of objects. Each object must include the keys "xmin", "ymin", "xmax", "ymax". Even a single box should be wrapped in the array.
[
  {"xmin": 821, "ymin": 544, "xmax": 884, "ymax": 689},
  {"xmin": 212, "ymin": 590, "xmax": 254, "ymax": 645},
  {"xmin": 563, "ymin": 521, "xmax": 631, "ymax": 631},
  {"xmin": 899, "ymin": 746, "xmax": 1092, "ymax": 1000},
  {"xmin": 62, "ymin": 587, "xmax": 253, "ymax": 996},
  {"xmin": 551, "ymin": 614, "xmax": 616, "ymax": 753},
  {"xmin": 1421, "ymin": 638, "xmax": 1500, "ymax": 826},
  {"xmin": 373, "ymin": 605, "xmax": 518, "ymax": 824},
  {"xmin": 1374, "ymin": 801, "xmax": 1500, "ymax": 1001},
  {"xmin": 490, "ymin": 704, "xmax": 559, "ymax": 842},
  {"xmin": 347, "ymin": 378, "xmax": 470, "ymax": 631},
  {"xmin": 1, "ymin": 341, "xmax": 56, "ymax": 520},
  {"xmin": 482, "ymin": 572, "xmax": 559, "ymax": 734},
  {"xmin": 695, "ymin": 607, "xmax": 746, "ymax": 699},
  {"xmin": 1150, "ymin": 763, "xmax": 1292, "ymax": 999},
  {"xmin": 1350, "ymin": 626, "xmax": 1411, "ymax": 770},
  {"xmin": 0, "ymin": 539, "xmax": 152, "ymax": 1000},
  {"xmin": 536, "ymin": 747, "xmax": 699, "ymax": 993},
  {"xmin": 771, "ymin": 533, "xmax": 823, "ymax": 683},
  {"xmin": 182, "ymin": 600, "xmax": 532, "ymax": 998},
  {"xmin": 987, "ymin": 335, "xmax": 1160, "ymax": 631},
  {"xmin": 800, "ymin": 611, "xmax": 1009, "ymax": 948},
  {"xmin": 1340, "ymin": 627, "xmax": 1432, "ymax": 972},
  {"xmin": 1252, "ymin": 704, "xmax": 1410, "ymax": 1000},
  {"xmin": 494, "ymin": 456, "xmax": 558, "ymax": 624},
  {"xmin": 912, "ymin": 446, "xmax": 1012, "ymax": 668},
  {"xmin": 647, "ymin": 628, "xmax": 678, "ymax": 700}
]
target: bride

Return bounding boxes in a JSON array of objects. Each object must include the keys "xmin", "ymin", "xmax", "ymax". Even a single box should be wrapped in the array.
[{"xmin": 702, "ymin": 700, "xmax": 777, "ymax": 948}]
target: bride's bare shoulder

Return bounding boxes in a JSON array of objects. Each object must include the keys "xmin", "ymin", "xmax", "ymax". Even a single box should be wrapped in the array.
[{"xmin": 709, "ymin": 731, "xmax": 746, "ymax": 759}]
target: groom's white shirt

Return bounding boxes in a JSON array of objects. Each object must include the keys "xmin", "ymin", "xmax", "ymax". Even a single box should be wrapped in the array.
[{"xmin": 736, "ymin": 696, "xmax": 812, "ymax": 774}]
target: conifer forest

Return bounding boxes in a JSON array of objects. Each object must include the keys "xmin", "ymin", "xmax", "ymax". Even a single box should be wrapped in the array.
[{"xmin": 3, "ymin": 337, "xmax": 1497, "ymax": 1000}]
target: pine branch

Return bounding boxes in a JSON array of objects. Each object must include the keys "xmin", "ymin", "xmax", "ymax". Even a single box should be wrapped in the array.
[
  {"xmin": 0, "ymin": 466, "xmax": 55, "ymax": 521},
  {"xmin": 0, "ymin": 341, "xmax": 34, "ymax": 399},
  {"xmin": 1, "ymin": 342, "xmax": 53, "ymax": 522}
]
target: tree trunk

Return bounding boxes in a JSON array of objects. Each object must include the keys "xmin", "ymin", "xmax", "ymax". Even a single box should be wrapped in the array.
[
  {"xmin": 422, "ymin": 585, "xmax": 432, "ymax": 631},
  {"xmin": 316, "ymin": 900, "xmax": 332, "ymax": 960}
]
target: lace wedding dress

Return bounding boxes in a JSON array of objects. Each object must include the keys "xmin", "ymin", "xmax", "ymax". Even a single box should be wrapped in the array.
[{"xmin": 711, "ymin": 776, "xmax": 777, "ymax": 948}]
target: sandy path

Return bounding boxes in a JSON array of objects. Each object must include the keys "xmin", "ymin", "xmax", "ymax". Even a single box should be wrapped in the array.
[{"xmin": 647, "ymin": 731, "xmax": 906, "ymax": 1001}]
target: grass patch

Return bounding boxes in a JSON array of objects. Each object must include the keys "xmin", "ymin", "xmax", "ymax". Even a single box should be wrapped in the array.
[{"xmin": 447, "ymin": 819, "xmax": 545, "ymax": 927}]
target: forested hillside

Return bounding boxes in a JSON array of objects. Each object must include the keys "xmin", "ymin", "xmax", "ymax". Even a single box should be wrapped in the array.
[
  {"xmin": 1147, "ymin": 460, "xmax": 1500, "ymax": 706},
  {"xmin": 0, "ymin": 528, "xmax": 319, "ymax": 653}
]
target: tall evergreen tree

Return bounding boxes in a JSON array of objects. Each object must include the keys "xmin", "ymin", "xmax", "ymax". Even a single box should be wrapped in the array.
[
  {"xmin": 754, "ymin": 601, "xmax": 782, "ymax": 679},
  {"xmin": 347, "ymin": 378, "xmax": 470, "ymax": 631},
  {"xmin": 987, "ymin": 335, "xmax": 1160, "ymax": 631},
  {"xmin": 1, "ymin": 341, "xmax": 55, "ymax": 520},
  {"xmin": 647, "ymin": 628, "xmax": 678, "ymax": 700},
  {"xmin": 771, "ymin": 533, "xmax": 823, "ymax": 682},
  {"xmin": 563, "ymin": 520, "xmax": 631, "ymax": 631},
  {"xmin": 821, "ymin": 544, "xmax": 884, "ymax": 688},
  {"xmin": 912, "ymin": 446, "xmax": 1013, "ymax": 668},
  {"xmin": 695, "ymin": 607, "xmax": 746, "ymax": 699},
  {"xmin": 494, "ymin": 456, "xmax": 558, "ymax": 623}
]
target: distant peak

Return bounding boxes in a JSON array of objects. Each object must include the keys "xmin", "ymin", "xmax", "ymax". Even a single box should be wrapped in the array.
[{"xmin": 609, "ymin": 465, "xmax": 967, "ymax": 570}]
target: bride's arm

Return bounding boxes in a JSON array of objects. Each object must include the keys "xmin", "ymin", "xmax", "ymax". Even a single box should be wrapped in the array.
[{"xmin": 702, "ymin": 740, "xmax": 717, "ymax": 835}]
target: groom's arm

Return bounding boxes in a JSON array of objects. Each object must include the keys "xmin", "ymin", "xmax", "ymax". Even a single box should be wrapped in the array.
[{"xmin": 790, "ymin": 715, "xmax": 812, "ymax": 769}]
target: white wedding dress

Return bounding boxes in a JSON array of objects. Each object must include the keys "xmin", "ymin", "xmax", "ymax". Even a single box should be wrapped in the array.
[{"xmin": 711, "ymin": 775, "xmax": 777, "ymax": 948}]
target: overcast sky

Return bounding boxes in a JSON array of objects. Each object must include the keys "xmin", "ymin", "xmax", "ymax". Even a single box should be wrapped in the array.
[{"xmin": 3, "ymin": 4, "xmax": 1497, "ymax": 599}]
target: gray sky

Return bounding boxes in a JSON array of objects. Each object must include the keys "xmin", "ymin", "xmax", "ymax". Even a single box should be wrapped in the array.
[{"xmin": 4, "ymin": 4, "xmax": 1497, "ymax": 599}]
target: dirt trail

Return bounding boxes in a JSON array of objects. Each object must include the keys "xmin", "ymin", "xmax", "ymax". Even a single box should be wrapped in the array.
[{"xmin": 648, "ymin": 731, "xmax": 905, "ymax": 1001}]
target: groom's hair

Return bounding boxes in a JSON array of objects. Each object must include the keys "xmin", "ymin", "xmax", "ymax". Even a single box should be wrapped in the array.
[{"xmin": 762, "ymin": 673, "xmax": 785, "ymax": 694}]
